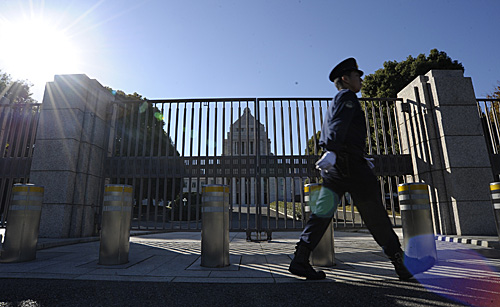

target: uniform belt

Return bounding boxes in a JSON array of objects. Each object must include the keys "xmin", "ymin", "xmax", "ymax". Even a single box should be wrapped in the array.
[{"xmin": 338, "ymin": 148, "xmax": 365, "ymax": 158}]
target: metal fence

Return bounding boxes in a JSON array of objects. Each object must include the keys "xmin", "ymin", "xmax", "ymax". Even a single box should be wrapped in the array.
[
  {"xmin": 477, "ymin": 98, "xmax": 500, "ymax": 178},
  {"xmin": 0, "ymin": 103, "xmax": 41, "ymax": 227},
  {"xmin": 1, "ymin": 97, "xmax": 497, "ymax": 234},
  {"xmin": 0, "ymin": 97, "xmax": 412, "ymax": 234},
  {"xmin": 104, "ymin": 97, "xmax": 411, "ymax": 234}
]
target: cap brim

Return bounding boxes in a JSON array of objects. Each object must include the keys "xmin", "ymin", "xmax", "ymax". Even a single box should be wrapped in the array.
[{"xmin": 329, "ymin": 69, "xmax": 364, "ymax": 82}]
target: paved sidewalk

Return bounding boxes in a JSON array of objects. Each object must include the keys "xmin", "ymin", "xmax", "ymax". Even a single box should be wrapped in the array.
[
  {"xmin": 0, "ymin": 229, "xmax": 499, "ymax": 283},
  {"xmin": 1, "ymin": 229, "xmax": 500, "ymax": 306}
]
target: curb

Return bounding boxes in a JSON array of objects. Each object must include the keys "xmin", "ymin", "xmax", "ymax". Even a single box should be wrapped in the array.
[
  {"xmin": 34, "ymin": 230, "xmax": 164, "ymax": 250},
  {"xmin": 435, "ymin": 235, "xmax": 500, "ymax": 250},
  {"xmin": 36, "ymin": 237, "xmax": 100, "ymax": 250}
]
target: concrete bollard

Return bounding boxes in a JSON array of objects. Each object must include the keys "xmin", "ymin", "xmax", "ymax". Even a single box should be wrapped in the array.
[
  {"xmin": 304, "ymin": 183, "xmax": 335, "ymax": 267},
  {"xmin": 1, "ymin": 184, "xmax": 44, "ymax": 262},
  {"xmin": 398, "ymin": 183, "xmax": 437, "ymax": 261},
  {"xmin": 99, "ymin": 184, "xmax": 133, "ymax": 265},
  {"xmin": 201, "ymin": 184, "xmax": 230, "ymax": 268},
  {"xmin": 489, "ymin": 182, "xmax": 500, "ymax": 240}
]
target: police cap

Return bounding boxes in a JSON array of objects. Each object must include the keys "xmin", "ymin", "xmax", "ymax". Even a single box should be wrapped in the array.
[{"xmin": 329, "ymin": 58, "xmax": 364, "ymax": 82}]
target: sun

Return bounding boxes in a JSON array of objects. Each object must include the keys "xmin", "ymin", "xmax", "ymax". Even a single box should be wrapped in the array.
[{"xmin": 0, "ymin": 16, "xmax": 81, "ymax": 89}]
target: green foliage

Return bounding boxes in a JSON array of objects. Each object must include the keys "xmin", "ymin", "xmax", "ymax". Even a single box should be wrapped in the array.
[
  {"xmin": 360, "ymin": 49, "xmax": 463, "ymax": 155},
  {"xmin": 270, "ymin": 201, "xmax": 303, "ymax": 220},
  {"xmin": 304, "ymin": 131, "xmax": 324, "ymax": 183},
  {"xmin": 361, "ymin": 49, "xmax": 464, "ymax": 98},
  {"xmin": 0, "ymin": 69, "xmax": 36, "ymax": 103},
  {"xmin": 305, "ymin": 131, "xmax": 323, "ymax": 156},
  {"xmin": 107, "ymin": 87, "xmax": 182, "ymax": 218},
  {"xmin": 487, "ymin": 82, "xmax": 500, "ymax": 99}
]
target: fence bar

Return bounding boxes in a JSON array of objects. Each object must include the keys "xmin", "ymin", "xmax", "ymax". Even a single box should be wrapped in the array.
[
  {"xmin": 237, "ymin": 102, "xmax": 242, "ymax": 229},
  {"xmin": 255, "ymin": 102, "xmax": 262, "ymax": 235}
]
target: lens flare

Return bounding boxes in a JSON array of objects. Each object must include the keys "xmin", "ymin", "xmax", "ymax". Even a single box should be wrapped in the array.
[
  {"xmin": 139, "ymin": 102, "xmax": 148, "ymax": 113},
  {"xmin": 0, "ymin": 16, "xmax": 81, "ymax": 100},
  {"xmin": 309, "ymin": 186, "xmax": 340, "ymax": 218},
  {"xmin": 413, "ymin": 245, "xmax": 500, "ymax": 306},
  {"xmin": 154, "ymin": 112, "xmax": 164, "ymax": 121}
]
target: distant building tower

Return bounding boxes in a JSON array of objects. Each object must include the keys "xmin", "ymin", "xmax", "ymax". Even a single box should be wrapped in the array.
[
  {"xmin": 223, "ymin": 107, "xmax": 271, "ymax": 156},
  {"xmin": 184, "ymin": 107, "xmax": 301, "ymax": 206},
  {"xmin": 223, "ymin": 107, "xmax": 283, "ymax": 206}
]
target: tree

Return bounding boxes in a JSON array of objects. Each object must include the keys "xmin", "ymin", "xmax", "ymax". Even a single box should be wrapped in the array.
[
  {"xmin": 106, "ymin": 87, "xmax": 182, "ymax": 216},
  {"xmin": 487, "ymin": 82, "xmax": 500, "ymax": 99},
  {"xmin": 0, "ymin": 70, "xmax": 36, "ymax": 104},
  {"xmin": 1, "ymin": 70, "xmax": 38, "ymax": 160},
  {"xmin": 361, "ymin": 49, "xmax": 464, "ymax": 98},
  {"xmin": 305, "ymin": 131, "xmax": 323, "ymax": 156},
  {"xmin": 106, "ymin": 88, "xmax": 179, "ymax": 157},
  {"xmin": 360, "ymin": 49, "xmax": 464, "ymax": 154}
]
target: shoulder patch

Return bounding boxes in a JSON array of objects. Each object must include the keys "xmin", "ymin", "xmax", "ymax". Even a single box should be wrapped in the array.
[{"xmin": 344, "ymin": 101, "xmax": 354, "ymax": 108}]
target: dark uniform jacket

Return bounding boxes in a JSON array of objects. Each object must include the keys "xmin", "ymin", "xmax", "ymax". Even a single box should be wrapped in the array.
[{"xmin": 319, "ymin": 89, "xmax": 366, "ymax": 157}]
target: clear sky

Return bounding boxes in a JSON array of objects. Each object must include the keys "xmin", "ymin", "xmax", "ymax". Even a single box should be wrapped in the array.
[{"xmin": 1, "ymin": 0, "xmax": 499, "ymax": 103}]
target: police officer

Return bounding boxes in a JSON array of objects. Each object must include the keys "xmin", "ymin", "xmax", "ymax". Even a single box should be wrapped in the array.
[{"xmin": 288, "ymin": 58, "xmax": 434, "ymax": 280}]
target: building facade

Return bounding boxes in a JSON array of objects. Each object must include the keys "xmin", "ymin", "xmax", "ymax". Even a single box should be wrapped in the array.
[{"xmin": 183, "ymin": 107, "xmax": 301, "ymax": 206}]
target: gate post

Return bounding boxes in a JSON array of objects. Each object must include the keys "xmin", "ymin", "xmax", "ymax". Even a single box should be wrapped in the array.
[
  {"xmin": 201, "ymin": 184, "xmax": 230, "ymax": 268},
  {"xmin": 304, "ymin": 183, "xmax": 335, "ymax": 267},
  {"xmin": 398, "ymin": 183, "xmax": 437, "ymax": 261},
  {"xmin": 29, "ymin": 74, "xmax": 115, "ymax": 238},
  {"xmin": 99, "ymin": 184, "xmax": 133, "ymax": 265},
  {"xmin": 396, "ymin": 70, "xmax": 496, "ymax": 235}
]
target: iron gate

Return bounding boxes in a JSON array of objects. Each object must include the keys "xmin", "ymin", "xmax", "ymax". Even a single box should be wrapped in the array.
[
  {"xmin": 104, "ymin": 97, "xmax": 412, "ymax": 235},
  {"xmin": 0, "ymin": 103, "xmax": 41, "ymax": 227},
  {"xmin": 2, "ymin": 97, "xmax": 497, "ymax": 234}
]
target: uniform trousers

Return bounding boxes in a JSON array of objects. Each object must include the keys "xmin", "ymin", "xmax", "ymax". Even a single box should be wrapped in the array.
[{"xmin": 299, "ymin": 153, "xmax": 401, "ymax": 257}]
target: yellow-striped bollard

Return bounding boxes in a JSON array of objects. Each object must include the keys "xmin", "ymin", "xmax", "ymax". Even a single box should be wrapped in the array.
[
  {"xmin": 489, "ymin": 182, "xmax": 500, "ymax": 239},
  {"xmin": 201, "ymin": 184, "xmax": 230, "ymax": 268},
  {"xmin": 304, "ymin": 183, "xmax": 335, "ymax": 267},
  {"xmin": 1, "ymin": 184, "xmax": 44, "ymax": 262},
  {"xmin": 398, "ymin": 183, "xmax": 437, "ymax": 261},
  {"xmin": 99, "ymin": 184, "xmax": 133, "ymax": 265}
]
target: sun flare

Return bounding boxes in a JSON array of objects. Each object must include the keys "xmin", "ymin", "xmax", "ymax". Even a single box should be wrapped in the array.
[{"xmin": 0, "ymin": 17, "xmax": 81, "ymax": 86}]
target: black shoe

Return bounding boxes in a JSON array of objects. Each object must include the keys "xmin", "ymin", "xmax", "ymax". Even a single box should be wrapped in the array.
[
  {"xmin": 289, "ymin": 245, "xmax": 326, "ymax": 280},
  {"xmin": 390, "ymin": 250, "xmax": 435, "ymax": 281},
  {"xmin": 390, "ymin": 250, "xmax": 413, "ymax": 280}
]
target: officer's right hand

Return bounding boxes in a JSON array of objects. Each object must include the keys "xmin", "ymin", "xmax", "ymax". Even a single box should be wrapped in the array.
[{"xmin": 316, "ymin": 151, "xmax": 337, "ymax": 172}]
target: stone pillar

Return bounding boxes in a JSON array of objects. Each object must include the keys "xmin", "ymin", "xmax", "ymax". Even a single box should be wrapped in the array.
[
  {"xmin": 397, "ymin": 70, "xmax": 496, "ymax": 235},
  {"xmin": 30, "ymin": 74, "xmax": 115, "ymax": 238}
]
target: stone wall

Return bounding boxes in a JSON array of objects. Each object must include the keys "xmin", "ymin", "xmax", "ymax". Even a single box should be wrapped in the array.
[
  {"xmin": 30, "ymin": 74, "xmax": 115, "ymax": 238},
  {"xmin": 397, "ymin": 70, "xmax": 496, "ymax": 235}
]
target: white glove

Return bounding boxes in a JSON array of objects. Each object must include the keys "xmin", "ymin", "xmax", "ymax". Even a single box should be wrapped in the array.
[
  {"xmin": 316, "ymin": 151, "xmax": 337, "ymax": 172},
  {"xmin": 365, "ymin": 157, "xmax": 375, "ymax": 169}
]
